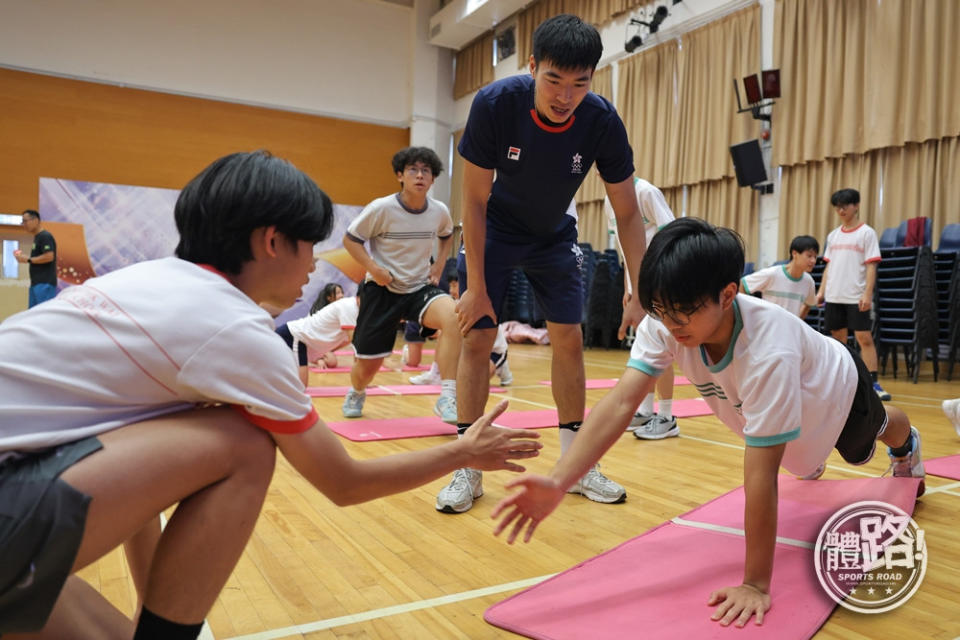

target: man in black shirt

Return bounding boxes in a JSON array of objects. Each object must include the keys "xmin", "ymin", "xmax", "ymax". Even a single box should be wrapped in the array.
[{"xmin": 15, "ymin": 209, "xmax": 58, "ymax": 307}]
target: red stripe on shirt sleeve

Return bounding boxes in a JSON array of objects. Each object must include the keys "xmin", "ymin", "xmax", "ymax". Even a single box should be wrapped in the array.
[
  {"xmin": 233, "ymin": 405, "xmax": 318, "ymax": 434},
  {"xmin": 865, "ymin": 257, "xmax": 882, "ymax": 263}
]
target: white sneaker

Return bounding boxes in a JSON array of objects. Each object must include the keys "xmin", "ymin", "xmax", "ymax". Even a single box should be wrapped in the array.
[
  {"xmin": 567, "ymin": 465, "xmax": 626, "ymax": 503},
  {"xmin": 496, "ymin": 360, "xmax": 513, "ymax": 386},
  {"xmin": 627, "ymin": 411, "xmax": 654, "ymax": 432},
  {"xmin": 409, "ymin": 363, "xmax": 441, "ymax": 385},
  {"xmin": 436, "ymin": 468, "xmax": 483, "ymax": 513},
  {"xmin": 434, "ymin": 395, "xmax": 458, "ymax": 424},
  {"xmin": 342, "ymin": 389, "xmax": 365, "ymax": 418},
  {"xmin": 885, "ymin": 426, "xmax": 926, "ymax": 497},
  {"xmin": 942, "ymin": 398, "xmax": 960, "ymax": 437},
  {"xmin": 633, "ymin": 415, "xmax": 679, "ymax": 440}
]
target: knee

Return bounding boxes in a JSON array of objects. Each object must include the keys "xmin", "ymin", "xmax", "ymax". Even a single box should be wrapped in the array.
[{"xmin": 222, "ymin": 412, "xmax": 278, "ymax": 484}]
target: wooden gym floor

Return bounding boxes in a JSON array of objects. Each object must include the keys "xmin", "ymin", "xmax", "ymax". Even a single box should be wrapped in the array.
[{"xmin": 82, "ymin": 340, "xmax": 960, "ymax": 639}]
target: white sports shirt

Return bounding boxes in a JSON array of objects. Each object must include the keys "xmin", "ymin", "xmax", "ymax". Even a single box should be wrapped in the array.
[
  {"xmin": 604, "ymin": 177, "xmax": 675, "ymax": 294},
  {"xmin": 741, "ymin": 265, "xmax": 817, "ymax": 317},
  {"xmin": 346, "ymin": 193, "xmax": 453, "ymax": 294},
  {"xmin": 822, "ymin": 222, "xmax": 882, "ymax": 304},
  {"xmin": 287, "ymin": 296, "xmax": 359, "ymax": 354},
  {"xmin": 0, "ymin": 257, "xmax": 317, "ymax": 454},
  {"xmin": 627, "ymin": 294, "xmax": 857, "ymax": 476}
]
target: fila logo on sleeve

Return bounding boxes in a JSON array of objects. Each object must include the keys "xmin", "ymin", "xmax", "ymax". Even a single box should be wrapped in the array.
[{"xmin": 507, "ymin": 146, "xmax": 521, "ymax": 160}]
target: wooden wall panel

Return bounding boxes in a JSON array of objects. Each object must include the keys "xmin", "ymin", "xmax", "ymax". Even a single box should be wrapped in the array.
[{"xmin": 0, "ymin": 68, "xmax": 409, "ymax": 211}]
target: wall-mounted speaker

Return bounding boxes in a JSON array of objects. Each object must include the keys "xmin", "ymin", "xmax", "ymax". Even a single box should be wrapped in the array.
[{"xmin": 729, "ymin": 140, "xmax": 767, "ymax": 187}]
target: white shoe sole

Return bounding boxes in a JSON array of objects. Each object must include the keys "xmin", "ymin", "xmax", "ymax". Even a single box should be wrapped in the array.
[
  {"xmin": 435, "ymin": 487, "xmax": 483, "ymax": 513},
  {"xmin": 633, "ymin": 426, "xmax": 680, "ymax": 440}
]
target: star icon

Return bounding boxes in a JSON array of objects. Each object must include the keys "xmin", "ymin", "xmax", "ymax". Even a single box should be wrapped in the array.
[
  {"xmin": 572, "ymin": 153, "xmax": 582, "ymax": 164},
  {"xmin": 849, "ymin": 588, "xmax": 857, "ymax": 595},
  {"xmin": 885, "ymin": 587, "xmax": 894, "ymax": 594},
  {"xmin": 867, "ymin": 587, "xmax": 875, "ymax": 595}
]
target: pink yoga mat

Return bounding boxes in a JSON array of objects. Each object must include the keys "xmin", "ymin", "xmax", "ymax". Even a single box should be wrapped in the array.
[
  {"xmin": 491, "ymin": 400, "xmax": 711, "ymax": 430},
  {"xmin": 924, "ymin": 454, "xmax": 960, "ymax": 480},
  {"xmin": 393, "ymin": 348, "xmax": 435, "ymax": 356},
  {"xmin": 326, "ymin": 415, "xmax": 455, "ymax": 441},
  {"xmin": 327, "ymin": 406, "xmax": 533, "ymax": 442},
  {"xmin": 678, "ymin": 475, "xmax": 922, "ymax": 544},
  {"xmin": 540, "ymin": 376, "xmax": 691, "ymax": 388},
  {"xmin": 486, "ymin": 476, "xmax": 920, "ymax": 639},
  {"xmin": 309, "ymin": 366, "xmax": 389, "ymax": 374},
  {"xmin": 306, "ymin": 385, "xmax": 505, "ymax": 397},
  {"xmin": 485, "ymin": 522, "xmax": 832, "ymax": 640}
]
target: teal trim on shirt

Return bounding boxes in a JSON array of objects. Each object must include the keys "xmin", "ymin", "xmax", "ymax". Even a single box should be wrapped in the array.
[
  {"xmin": 781, "ymin": 265, "xmax": 804, "ymax": 282},
  {"xmin": 700, "ymin": 299, "xmax": 742, "ymax": 372},
  {"xmin": 740, "ymin": 277, "xmax": 752, "ymax": 294},
  {"xmin": 627, "ymin": 358, "xmax": 663, "ymax": 377},
  {"xmin": 745, "ymin": 427, "xmax": 801, "ymax": 447}
]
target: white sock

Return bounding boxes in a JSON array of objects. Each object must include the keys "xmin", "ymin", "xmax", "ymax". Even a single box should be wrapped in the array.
[
  {"xmin": 559, "ymin": 426, "xmax": 578, "ymax": 454},
  {"xmin": 658, "ymin": 399, "xmax": 673, "ymax": 420},
  {"xmin": 441, "ymin": 379, "xmax": 456, "ymax": 399},
  {"xmin": 639, "ymin": 393, "xmax": 655, "ymax": 415},
  {"xmin": 429, "ymin": 361, "xmax": 439, "ymax": 376}
]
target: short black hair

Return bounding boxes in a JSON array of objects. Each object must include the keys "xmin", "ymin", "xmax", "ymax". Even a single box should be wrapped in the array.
[
  {"xmin": 174, "ymin": 151, "xmax": 333, "ymax": 275},
  {"xmin": 22, "ymin": 209, "xmax": 40, "ymax": 221},
  {"xmin": 532, "ymin": 14, "xmax": 602, "ymax": 71},
  {"xmin": 391, "ymin": 147, "xmax": 443, "ymax": 177},
  {"xmin": 830, "ymin": 188, "xmax": 860, "ymax": 207},
  {"xmin": 789, "ymin": 235, "xmax": 819, "ymax": 257},
  {"xmin": 637, "ymin": 217, "xmax": 744, "ymax": 322}
]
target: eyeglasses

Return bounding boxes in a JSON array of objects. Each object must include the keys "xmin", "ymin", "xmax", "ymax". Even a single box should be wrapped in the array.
[
  {"xmin": 648, "ymin": 301, "xmax": 704, "ymax": 326},
  {"xmin": 404, "ymin": 166, "xmax": 433, "ymax": 177}
]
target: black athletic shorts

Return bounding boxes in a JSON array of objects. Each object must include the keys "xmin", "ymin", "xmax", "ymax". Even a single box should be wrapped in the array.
[
  {"xmin": 824, "ymin": 302, "xmax": 873, "ymax": 332},
  {"xmin": 834, "ymin": 344, "xmax": 887, "ymax": 464},
  {"xmin": 0, "ymin": 437, "xmax": 102, "ymax": 634},
  {"xmin": 353, "ymin": 281, "xmax": 448, "ymax": 358},
  {"xmin": 275, "ymin": 323, "xmax": 309, "ymax": 366}
]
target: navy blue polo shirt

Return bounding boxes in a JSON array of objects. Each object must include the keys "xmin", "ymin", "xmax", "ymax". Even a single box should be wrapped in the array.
[{"xmin": 458, "ymin": 74, "xmax": 634, "ymax": 239}]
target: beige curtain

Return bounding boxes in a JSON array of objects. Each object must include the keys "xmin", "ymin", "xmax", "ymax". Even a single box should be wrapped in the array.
[
  {"xmin": 454, "ymin": 33, "xmax": 494, "ymax": 100},
  {"xmin": 617, "ymin": 41, "xmax": 681, "ymax": 188},
  {"xmin": 687, "ymin": 177, "xmax": 760, "ymax": 262},
  {"xmin": 779, "ymin": 137, "xmax": 960, "ymax": 255},
  {"xmin": 615, "ymin": 5, "xmax": 761, "ymax": 255},
  {"xmin": 517, "ymin": 0, "xmax": 646, "ymax": 65},
  {"xmin": 675, "ymin": 5, "xmax": 761, "ymax": 186},
  {"xmin": 774, "ymin": 0, "xmax": 960, "ymax": 166}
]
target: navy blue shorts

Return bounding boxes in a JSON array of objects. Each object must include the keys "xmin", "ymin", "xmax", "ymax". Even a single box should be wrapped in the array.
[
  {"xmin": 275, "ymin": 323, "xmax": 308, "ymax": 366},
  {"xmin": 403, "ymin": 320, "xmax": 437, "ymax": 343},
  {"xmin": 457, "ymin": 226, "xmax": 584, "ymax": 330}
]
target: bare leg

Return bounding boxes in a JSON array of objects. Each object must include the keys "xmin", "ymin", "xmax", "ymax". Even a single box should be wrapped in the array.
[
  {"xmin": 656, "ymin": 369, "xmax": 674, "ymax": 401},
  {"xmin": 457, "ymin": 328, "xmax": 497, "ymax": 422},
  {"xmin": 854, "ymin": 329, "xmax": 879, "ymax": 372},
  {"xmin": 879, "ymin": 405, "xmax": 911, "ymax": 449},
  {"xmin": 6, "ymin": 576, "xmax": 134, "ymax": 640},
  {"xmin": 546, "ymin": 321, "xmax": 585, "ymax": 424},
  {"xmin": 123, "ymin": 517, "xmax": 162, "ymax": 609},
  {"xmin": 404, "ymin": 342, "xmax": 423, "ymax": 367},
  {"xmin": 298, "ymin": 365, "xmax": 309, "ymax": 386},
  {"xmin": 50, "ymin": 406, "xmax": 276, "ymax": 629},
  {"xmin": 830, "ymin": 328, "xmax": 848, "ymax": 343},
  {"xmin": 422, "ymin": 297, "xmax": 460, "ymax": 380},
  {"xmin": 350, "ymin": 357, "xmax": 386, "ymax": 390}
]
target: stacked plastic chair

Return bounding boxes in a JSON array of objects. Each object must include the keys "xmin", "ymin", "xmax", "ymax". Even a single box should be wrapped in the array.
[
  {"xmin": 583, "ymin": 252, "xmax": 624, "ymax": 348},
  {"xmin": 876, "ymin": 246, "xmax": 939, "ymax": 382},
  {"xmin": 935, "ymin": 224, "xmax": 960, "ymax": 379},
  {"xmin": 578, "ymin": 243, "xmax": 596, "ymax": 325}
]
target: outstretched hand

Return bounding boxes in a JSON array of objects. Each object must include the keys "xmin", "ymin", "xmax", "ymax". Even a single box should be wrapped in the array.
[
  {"xmin": 707, "ymin": 584, "xmax": 771, "ymax": 627},
  {"xmin": 461, "ymin": 400, "xmax": 542, "ymax": 472},
  {"xmin": 490, "ymin": 474, "xmax": 565, "ymax": 544},
  {"xmin": 455, "ymin": 288, "xmax": 497, "ymax": 335}
]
